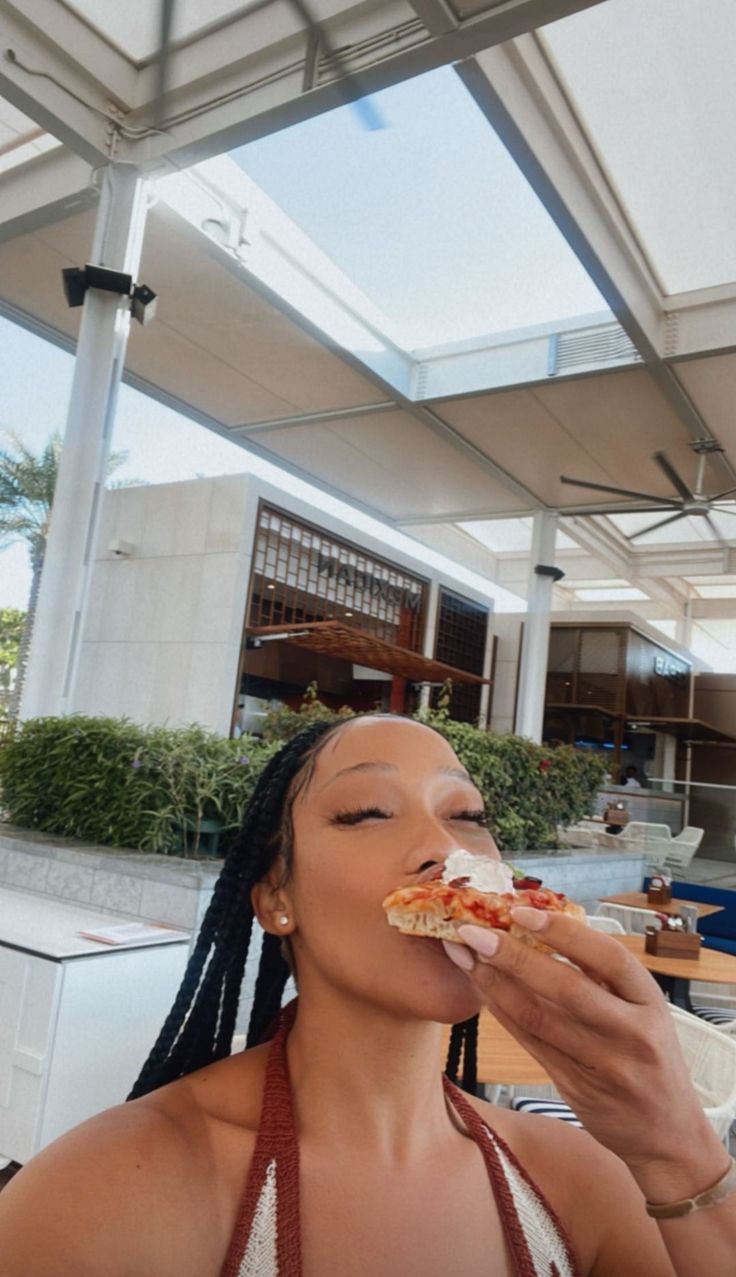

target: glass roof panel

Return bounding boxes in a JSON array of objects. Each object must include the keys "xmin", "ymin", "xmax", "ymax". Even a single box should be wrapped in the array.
[
  {"xmin": 574, "ymin": 587, "xmax": 648, "ymax": 602},
  {"xmin": 695, "ymin": 584, "xmax": 736, "ymax": 599},
  {"xmin": 65, "ymin": 0, "xmax": 257, "ymax": 61},
  {"xmin": 232, "ymin": 65, "xmax": 609, "ymax": 355},
  {"xmin": 542, "ymin": 0, "xmax": 736, "ymax": 294},
  {"xmin": 458, "ymin": 518, "xmax": 577, "ymax": 553},
  {"xmin": 604, "ymin": 512, "xmax": 722, "ymax": 546}
]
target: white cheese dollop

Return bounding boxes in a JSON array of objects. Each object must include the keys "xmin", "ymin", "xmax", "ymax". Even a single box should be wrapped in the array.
[{"xmin": 441, "ymin": 850, "xmax": 514, "ymax": 894}]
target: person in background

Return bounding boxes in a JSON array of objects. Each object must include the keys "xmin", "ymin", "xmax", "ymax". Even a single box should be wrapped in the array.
[{"xmin": 623, "ymin": 764, "xmax": 643, "ymax": 788}]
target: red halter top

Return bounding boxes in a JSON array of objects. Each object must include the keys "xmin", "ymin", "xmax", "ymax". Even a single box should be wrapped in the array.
[{"xmin": 221, "ymin": 1006, "xmax": 580, "ymax": 1277}]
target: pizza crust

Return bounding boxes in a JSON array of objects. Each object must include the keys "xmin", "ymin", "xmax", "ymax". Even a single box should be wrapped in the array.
[{"xmin": 383, "ymin": 881, "xmax": 585, "ymax": 953}]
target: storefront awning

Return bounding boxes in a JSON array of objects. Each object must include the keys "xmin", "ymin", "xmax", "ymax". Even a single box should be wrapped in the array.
[
  {"xmin": 247, "ymin": 621, "xmax": 490, "ymax": 686},
  {"xmin": 625, "ymin": 717, "xmax": 736, "ymax": 745}
]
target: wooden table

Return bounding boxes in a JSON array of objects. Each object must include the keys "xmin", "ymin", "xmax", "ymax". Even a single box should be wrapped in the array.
[
  {"xmin": 440, "ymin": 938, "xmax": 736, "ymax": 1090},
  {"xmin": 614, "ymin": 933, "xmax": 736, "ymax": 1011},
  {"xmin": 599, "ymin": 891, "xmax": 724, "ymax": 920},
  {"xmin": 441, "ymin": 1013, "xmax": 552, "ymax": 1088}
]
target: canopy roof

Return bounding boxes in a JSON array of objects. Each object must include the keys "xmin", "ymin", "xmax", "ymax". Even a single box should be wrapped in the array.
[
  {"xmin": 2, "ymin": 0, "xmax": 736, "ymax": 667},
  {"xmin": 248, "ymin": 621, "xmax": 491, "ymax": 684}
]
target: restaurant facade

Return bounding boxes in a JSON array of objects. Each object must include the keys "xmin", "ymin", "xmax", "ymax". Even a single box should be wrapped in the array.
[{"xmin": 73, "ymin": 473, "xmax": 495, "ymax": 737}]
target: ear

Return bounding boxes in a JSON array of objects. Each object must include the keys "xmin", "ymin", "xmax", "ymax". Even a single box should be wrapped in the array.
[{"xmin": 251, "ymin": 863, "xmax": 295, "ymax": 937}]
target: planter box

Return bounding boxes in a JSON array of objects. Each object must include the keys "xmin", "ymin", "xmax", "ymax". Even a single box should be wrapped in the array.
[
  {"xmin": 0, "ymin": 824, "xmax": 220, "ymax": 935},
  {"xmin": 0, "ymin": 824, "xmax": 265, "ymax": 1035}
]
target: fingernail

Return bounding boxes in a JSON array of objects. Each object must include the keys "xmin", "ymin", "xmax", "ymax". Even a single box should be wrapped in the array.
[
  {"xmin": 441, "ymin": 940, "xmax": 475, "ymax": 971},
  {"xmin": 510, "ymin": 906, "xmax": 548, "ymax": 932},
  {"xmin": 456, "ymin": 925, "xmax": 499, "ymax": 958}
]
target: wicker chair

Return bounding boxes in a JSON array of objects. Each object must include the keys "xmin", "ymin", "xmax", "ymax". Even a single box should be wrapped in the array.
[
  {"xmin": 587, "ymin": 914, "xmax": 627, "ymax": 935},
  {"xmin": 594, "ymin": 902, "xmax": 655, "ymax": 935}
]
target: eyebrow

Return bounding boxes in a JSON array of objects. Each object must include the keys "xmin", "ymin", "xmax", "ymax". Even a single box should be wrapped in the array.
[{"xmin": 319, "ymin": 761, "xmax": 473, "ymax": 791}]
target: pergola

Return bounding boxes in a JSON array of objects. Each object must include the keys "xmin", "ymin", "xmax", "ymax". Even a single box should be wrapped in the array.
[{"xmin": 2, "ymin": 0, "xmax": 735, "ymax": 732}]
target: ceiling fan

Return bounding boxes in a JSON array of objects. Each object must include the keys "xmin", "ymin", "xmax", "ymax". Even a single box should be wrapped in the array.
[{"xmin": 560, "ymin": 441, "xmax": 736, "ymax": 541}]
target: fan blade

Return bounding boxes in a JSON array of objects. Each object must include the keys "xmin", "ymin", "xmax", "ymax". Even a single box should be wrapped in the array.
[
  {"xmin": 628, "ymin": 511, "xmax": 689, "ymax": 540},
  {"xmin": 560, "ymin": 476, "xmax": 674, "ymax": 503},
  {"xmin": 563, "ymin": 504, "xmax": 685, "ymax": 516},
  {"xmin": 712, "ymin": 486, "xmax": 736, "ymax": 501},
  {"xmin": 703, "ymin": 513, "xmax": 726, "ymax": 544},
  {"xmin": 653, "ymin": 451, "xmax": 694, "ymax": 501},
  {"xmin": 712, "ymin": 503, "xmax": 736, "ymax": 514}
]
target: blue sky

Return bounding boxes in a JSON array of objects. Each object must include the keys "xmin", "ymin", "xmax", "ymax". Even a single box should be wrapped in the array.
[{"xmin": 234, "ymin": 66, "xmax": 606, "ymax": 350}]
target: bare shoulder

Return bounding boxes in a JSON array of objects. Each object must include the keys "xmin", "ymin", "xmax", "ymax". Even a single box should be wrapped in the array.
[
  {"xmin": 465, "ymin": 1094, "xmax": 674, "ymax": 1277},
  {"xmin": 0, "ymin": 1046, "xmax": 269, "ymax": 1277}
]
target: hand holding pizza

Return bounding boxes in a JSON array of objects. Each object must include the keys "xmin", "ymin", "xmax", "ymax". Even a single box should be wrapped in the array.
[{"xmin": 444, "ymin": 909, "xmax": 725, "ymax": 1197}]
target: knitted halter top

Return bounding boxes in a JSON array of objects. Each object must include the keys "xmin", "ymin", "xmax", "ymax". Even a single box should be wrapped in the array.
[{"xmin": 220, "ymin": 1007, "xmax": 581, "ymax": 1277}]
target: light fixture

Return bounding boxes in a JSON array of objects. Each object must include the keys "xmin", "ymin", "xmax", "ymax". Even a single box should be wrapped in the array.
[
  {"xmin": 61, "ymin": 264, "xmax": 157, "ymax": 326},
  {"xmin": 266, "ymin": 583, "xmax": 275, "ymax": 590}
]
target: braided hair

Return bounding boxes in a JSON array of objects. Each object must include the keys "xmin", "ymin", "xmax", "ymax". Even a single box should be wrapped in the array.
[{"xmin": 128, "ymin": 714, "xmax": 480, "ymax": 1100}]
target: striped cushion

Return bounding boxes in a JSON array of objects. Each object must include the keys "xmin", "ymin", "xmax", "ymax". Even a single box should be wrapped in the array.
[
  {"xmin": 691, "ymin": 1003, "xmax": 736, "ymax": 1027},
  {"xmin": 511, "ymin": 1097, "xmax": 583, "ymax": 1128}
]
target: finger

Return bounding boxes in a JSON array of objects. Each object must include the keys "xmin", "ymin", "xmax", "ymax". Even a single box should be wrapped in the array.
[
  {"xmin": 470, "ymin": 962, "xmax": 605, "ymax": 1063},
  {"xmin": 490, "ymin": 907, "xmax": 657, "ymax": 1006},
  {"xmin": 455, "ymin": 919, "xmax": 660, "ymax": 1029}
]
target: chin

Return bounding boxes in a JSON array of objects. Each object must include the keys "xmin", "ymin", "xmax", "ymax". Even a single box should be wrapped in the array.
[{"xmin": 394, "ymin": 939, "xmax": 485, "ymax": 1025}]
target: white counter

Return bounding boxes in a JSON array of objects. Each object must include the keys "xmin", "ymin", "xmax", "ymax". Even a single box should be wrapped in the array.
[{"xmin": 0, "ymin": 887, "xmax": 191, "ymax": 1166}]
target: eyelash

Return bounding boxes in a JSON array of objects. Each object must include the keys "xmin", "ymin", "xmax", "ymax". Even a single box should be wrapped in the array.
[{"xmin": 332, "ymin": 807, "xmax": 488, "ymax": 826}]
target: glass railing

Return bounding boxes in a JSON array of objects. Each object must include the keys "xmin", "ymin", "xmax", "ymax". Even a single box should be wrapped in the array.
[{"xmin": 648, "ymin": 777, "xmax": 736, "ymax": 863}]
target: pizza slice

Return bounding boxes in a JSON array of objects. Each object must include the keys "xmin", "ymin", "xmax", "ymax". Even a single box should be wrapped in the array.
[{"xmin": 382, "ymin": 850, "xmax": 585, "ymax": 950}]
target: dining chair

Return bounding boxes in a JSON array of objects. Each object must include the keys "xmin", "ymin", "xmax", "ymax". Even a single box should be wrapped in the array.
[
  {"xmin": 594, "ymin": 902, "xmax": 654, "ymax": 935},
  {"xmin": 587, "ymin": 914, "xmax": 626, "ymax": 935}
]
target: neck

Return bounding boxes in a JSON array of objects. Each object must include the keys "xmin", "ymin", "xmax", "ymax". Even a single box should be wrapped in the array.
[{"xmin": 285, "ymin": 990, "xmax": 457, "ymax": 1164}]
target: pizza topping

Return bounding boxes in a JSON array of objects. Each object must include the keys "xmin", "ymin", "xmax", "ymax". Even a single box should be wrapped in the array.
[{"xmin": 440, "ymin": 849, "xmax": 514, "ymax": 895}]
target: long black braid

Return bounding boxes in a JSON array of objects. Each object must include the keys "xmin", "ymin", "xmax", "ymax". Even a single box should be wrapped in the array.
[
  {"xmin": 128, "ymin": 714, "xmax": 481, "ymax": 1100},
  {"xmin": 128, "ymin": 719, "xmax": 343, "ymax": 1099},
  {"xmin": 445, "ymin": 1015, "xmax": 480, "ymax": 1096}
]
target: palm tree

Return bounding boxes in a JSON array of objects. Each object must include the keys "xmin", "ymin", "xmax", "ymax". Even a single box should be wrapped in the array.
[{"xmin": 0, "ymin": 431, "xmax": 133, "ymax": 717}]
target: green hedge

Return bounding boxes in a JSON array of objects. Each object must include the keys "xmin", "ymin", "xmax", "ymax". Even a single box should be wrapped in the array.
[
  {"xmin": 0, "ymin": 701, "xmax": 606, "ymax": 856},
  {"xmin": 0, "ymin": 716, "xmax": 279, "ymax": 856}
]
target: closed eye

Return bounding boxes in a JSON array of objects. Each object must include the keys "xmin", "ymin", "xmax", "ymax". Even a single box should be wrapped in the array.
[
  {"xmin": 332, "ymin": 806, "xmax": 392, "ymax": 826},
  {"xmin": 450, "ymin": 810, "xmax": 488, "ymax": 825}
]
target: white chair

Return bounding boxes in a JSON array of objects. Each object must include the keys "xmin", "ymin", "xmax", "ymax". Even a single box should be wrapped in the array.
[
  {"xmin": 670, "ymin": 1005, "xmax": 736, "ymax": 1141},
  {"xmin": 663, "ymin": 827, "xmax": 704, "ymax": 873},
  {"xmin": 587, "ymin": 914, "xmax": 627, "ymax": 935},
  {"xmin": 594, "ymin": 902, "xmax": 656, "ymax": 935}
]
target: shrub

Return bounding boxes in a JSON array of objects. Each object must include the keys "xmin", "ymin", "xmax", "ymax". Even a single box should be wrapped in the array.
[
  {"xmin": 0, "ymin": 696, "xmax": 606, "ymax": 857},
  {"xmin": 0, "ymin": 716, "xmax": 278, "ymax": 856}
]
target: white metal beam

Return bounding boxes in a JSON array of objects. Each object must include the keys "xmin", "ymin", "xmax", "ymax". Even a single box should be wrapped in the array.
[
  {"xmin": 457, "ymin": 36, "xmax": 664, "ymax": 356},
  {"xmin": 0, "ymin": 148, "xmax": 97, "ymax": 243},
  {"xmin": 458, "ymin": 36, "xmax": 732, "ymax": 458},
  {"xmin": 691, "ymin": 598, "xmax": 736, "ymax": 621},
  {"xmin": 113, "ymin": 0, "xmax": 608, "ymax": 168},
  {"xmin": 0, "ymin": 1, "xmax": 134, "ymax": 165}
]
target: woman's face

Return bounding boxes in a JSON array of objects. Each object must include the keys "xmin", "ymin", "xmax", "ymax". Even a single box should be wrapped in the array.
[{"xmin": 279, "ymin": 717, "xmax": 500, "ymax": 1025}]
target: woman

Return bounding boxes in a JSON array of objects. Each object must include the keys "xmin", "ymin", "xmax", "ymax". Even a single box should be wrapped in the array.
[{"xmin": 0, "ymin": 714, "xmax": 733, "ymax": 1275}]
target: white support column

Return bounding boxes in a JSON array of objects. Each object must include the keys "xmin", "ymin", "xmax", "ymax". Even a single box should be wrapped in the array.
[
  {"xmin": 419, "ymin": 581, "xmax": 441, "ymax": 710},
  {"xmin": 514, "ymin": 512, "xmax": 558, "ymax": 742},
  {"xmin": 20, "ymin": 164, "xmax": 151, "ymax": 721}
]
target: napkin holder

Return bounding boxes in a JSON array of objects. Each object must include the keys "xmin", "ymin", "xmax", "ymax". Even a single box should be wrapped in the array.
[
  {"xmin": 645, "ymin": 927, "xmax": 701, "ymax": 959},
  {"xmin": 604, "ymin": 804, "xmax": 630, "ymax": 828},
  {"xmin": 647, "ymin": 878, "xmax": 673, "ymax": 905}
]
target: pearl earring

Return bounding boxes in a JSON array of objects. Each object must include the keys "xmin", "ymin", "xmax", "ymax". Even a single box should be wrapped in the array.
[{"xmin": 279, "ymin": 914, "xmax": 289, "ymax": 926}]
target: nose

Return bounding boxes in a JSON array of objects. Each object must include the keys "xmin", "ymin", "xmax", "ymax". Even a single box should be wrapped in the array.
[{"xmin": 412, "ymin": 829, "xmax": 468, "ymax": 878}]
